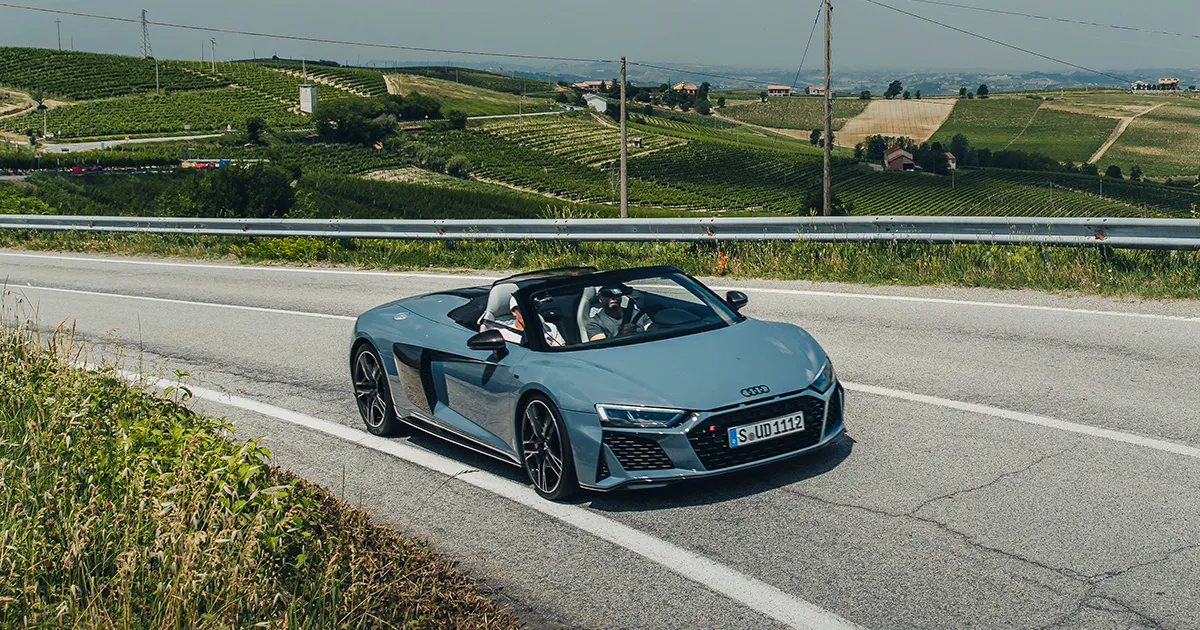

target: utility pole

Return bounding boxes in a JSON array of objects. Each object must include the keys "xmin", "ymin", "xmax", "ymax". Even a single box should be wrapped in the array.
[
  {"xmin": 210, "ymin": 38, "xmax": 217, "ymax": 75},
  {"xmin": 620, "ymin": 56, "xmax": 628, "ymax": 218},
  {"xmin": 822, "ymin": 0, "xmax": 833, "ymax": 217},
  {"xmin": 55, "ymin": 19, "xmax": 61, "ymax": 50},
  {"xmin": 140, "ymin": 10, "xmax": 152, "ymax": 59}
]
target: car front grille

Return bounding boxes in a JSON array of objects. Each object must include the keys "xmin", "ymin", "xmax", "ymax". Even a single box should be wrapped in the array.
[
  {"xmin": 597, "ymin": 453, "xmax": 611, "ymax": 481},
  {"xmin": 602, "ymin": 432, "xmax": 674, "ymax": 471},
  {"xmin": 825, "ymin": 385, "xmax": 844, "ymax": 435},
  {"xmin": 688, "ymin": 394, "xmax": 826, "ymax": 471}
]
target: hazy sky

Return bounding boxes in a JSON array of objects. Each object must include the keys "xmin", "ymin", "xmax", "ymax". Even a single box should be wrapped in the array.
[{"xmin": 2, "ymin": 0, "xmax": 1198, "ymax": 73}]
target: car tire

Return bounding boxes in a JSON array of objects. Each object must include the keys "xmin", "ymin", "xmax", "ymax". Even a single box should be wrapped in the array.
[
  {"xmin": 352, "ymin": 344, "xmax": 401, "ymax": 436},
  {"xmin": 519, "ymin": 394, "xmax": 579, "ymax": 501}
]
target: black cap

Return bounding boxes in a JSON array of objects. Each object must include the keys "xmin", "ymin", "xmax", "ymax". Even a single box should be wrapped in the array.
[{"xmin": 598, "ymin": 284, "xmax": 629, "ymax": 299}]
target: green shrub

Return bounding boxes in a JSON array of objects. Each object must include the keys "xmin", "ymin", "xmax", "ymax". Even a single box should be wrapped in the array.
[
  {"xmin": 446, "ymin": 154, "xmax": 473, "ymax": 179},
  {"xmin": 0, "ymin": 324, "xmax": 520, "ymax": 628}
]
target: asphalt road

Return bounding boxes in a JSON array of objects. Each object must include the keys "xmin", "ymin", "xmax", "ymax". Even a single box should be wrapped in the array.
[
  {"xmin": 3, "ymin": 250, "xmax": 1199, "ymax": 630},
  {"xmin": 40, "ymin": 134, "xmax": 223, "ymax": 153}
]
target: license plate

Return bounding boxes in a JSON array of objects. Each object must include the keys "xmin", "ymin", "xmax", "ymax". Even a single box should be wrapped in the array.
[{"xmin": 728, "ymin": 412, "xmax": 805, "ymax": 448}]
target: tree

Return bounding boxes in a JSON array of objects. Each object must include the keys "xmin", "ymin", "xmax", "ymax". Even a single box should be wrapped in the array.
[
  {"xmin": 865, "ymin": 135, "xmax": 890, "ymax": 161},
  {"xmin": 885, "ymin": 80, "xmax": 903, "ymax": 99},
  {"xmin": 1129, "ymin": 165, "xmax": 1143, "ymax": 181},
  {"xmin": 853, "ymin": 143, "xmax": 865, "ymax": 160},
  {"xmin": 446, "ymin": 155, "xmax": 472, "ymax": 179},
  {"xmin": 555, "ymin": 92, "xmax": 569, "ymax": 103},
  {"xmin": 643, "ymin": 103, "xmax": 653, "ymax": 116},
  {"xmin": 802, "ymin": 188, "xmax": 851, "ymax": 216},
  {"xmin": 959, "ymin": 87, "xmax": 968, "ymax": 98},
  {"xmin": 967, "ymin": 92, "xmax": 975, "ymax": 99},
  {"xmin": 977, "ymin": 84, "xmax": 990, "ymax": 99},
  {"xmin": 948, "ymin": 133, "xmax": 971, "ymax": 161},
  {"xmin": 819, "ymin": 131, "xmax": 835, "ymax": 148},
  {"xmin": 915, "ymin": 90, "xmax": 921, "ymax": 99},
  {"xmin": 698, "ymin": 82, "xmax": 711, "ymax": 101},
  {"xmin": 695, "ymin": 99, "xmax": 713, "ymax": 115},
  {"xmin": 245, "ymin": 117, "xmax": 265, "ymax": 144},
  {"xmin": 902, "ymin": 90, "xmax": 911, "ymax": 100},
  {"xmin": 1105, "ymin": 165, "xmax": 1123, "ymax": 179},
  {"xmin": 1081, "ymin": 163, "xmax": 1099, "ymax": 176},
  {"xmin": 759, "ymin": 90, "xmax": 768, "ymax": 103},
  {"xmin": 573, "ymin": 92, "xmax": 587, "ymax": 106},
  {"xmin": 717, "ymin": 96, "xmax": 726, "ymax": 108},
  {"xmin": 810, "ymin": 129, "xmax": 822, "ymax": 145},
  {"xmin": 860, "ymin": 90, "xmax": 872, "ymax": 100},
  {"xmin": 447, "ymin": 109, "xmax": 468, "ymax": 130}
]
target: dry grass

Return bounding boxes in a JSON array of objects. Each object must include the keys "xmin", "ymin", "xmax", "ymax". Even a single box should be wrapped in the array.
[
  {"xmin": 836, "ymin": 99, "xmax": 956, "ymax": 147},
  {"xmin": 0, "ymin": 321, "xmax": 522, "ymax": 629}
]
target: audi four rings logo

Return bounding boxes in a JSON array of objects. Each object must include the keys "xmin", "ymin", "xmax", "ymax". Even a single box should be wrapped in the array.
[{"xmin": 740, "ymin": 385, "xmax": 770, "ymax": 397}]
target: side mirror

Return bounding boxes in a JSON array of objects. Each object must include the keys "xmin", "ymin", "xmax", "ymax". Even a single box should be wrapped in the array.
[
  {"xmin": 468, "ymin": 329, "xmax": 508, "ymax": 352},
  {"xmin": 726, "ymin": 290, "xmax": 749, "ymax": 312}
]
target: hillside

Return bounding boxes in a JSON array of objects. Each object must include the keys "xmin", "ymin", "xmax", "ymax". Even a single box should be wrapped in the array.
[
  {"xmin": 385, "ymin": 74, "xmax": 558, "ymax": 116},
  {"xmin": 0, "ymin": 47, "xmax": 221, "ymax": 99}
]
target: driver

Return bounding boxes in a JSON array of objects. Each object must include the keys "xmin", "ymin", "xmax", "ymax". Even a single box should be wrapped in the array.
[{"xmin": 587, "ymin": 284, "xmax": 651, "ymax": 342}]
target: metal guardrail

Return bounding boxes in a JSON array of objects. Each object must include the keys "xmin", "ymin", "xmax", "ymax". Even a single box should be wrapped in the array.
[{"xmin": 1, "ymin": 215, "xmax": 1198, "ymax": 249}]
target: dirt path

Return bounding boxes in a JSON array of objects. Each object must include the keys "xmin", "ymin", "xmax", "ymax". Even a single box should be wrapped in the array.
[
  {"xmin": 1088, "ymin": 103, "xmax": 1166, "ymax": 165},
  {"xmin": 1003, "ymin": 101, "xmax": 1045, "ymax": 150},
  {"xmin": 0, "ymin": 88, "xmax": 70, "ymax": 120},
  {"xmin": 836, "ymin": 99, "xmax": 956, "ymax": 147},
  {"xmin": 383, "ymin": 74, "xmax": 401, "ymax": 96},
  {"xmin": 267, "ymin": 68, "xmax": 370, "ymax": 98}
]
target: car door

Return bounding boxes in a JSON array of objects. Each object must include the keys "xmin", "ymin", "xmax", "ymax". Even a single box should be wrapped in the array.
[{"xmin": 430, "ymin": 342, "xmax": 529, "ymax": 458}]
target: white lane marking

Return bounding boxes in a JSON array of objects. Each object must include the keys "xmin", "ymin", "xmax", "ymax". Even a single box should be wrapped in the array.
[
  {"xmin": 0, "ymin": 251, "xmax": 499, "ymax": 282},
  {"xmin": 26, "ymin": 282, "xmax": 1200, "ymax": 462},
  {"xmin": 709, "ymin": 285, "xmax": 1200, "ymax": 324},
  {"xmin": 844, "ymin": 381, "xmax": 1200, "ymax": 461},
  {"xmin": 13, "ymin": 285, "xmax": 356, "ymax": 322},
  {"xmin": 7, "ymin": 251, "xmax": 1199, "ymax": 324},
  {"xmin": 107, "ymin": 367, "xmax": 861, "ymax": 630}
]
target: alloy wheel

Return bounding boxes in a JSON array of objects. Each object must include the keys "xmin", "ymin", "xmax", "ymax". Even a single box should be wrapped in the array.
[
  {"xmin": 521, "ymin": 399, "xmax": 565, "ymax": 495},
  {"xmin": 354, "ymin": 349, "xmax": 390, "ymax": 430}
]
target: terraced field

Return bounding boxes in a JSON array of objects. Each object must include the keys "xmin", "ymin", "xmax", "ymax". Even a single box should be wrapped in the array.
[
  {"xmin": 177, "ymin": 62, "xmax": 361, "ymax": 108},
  {"xmin": 837, "ymin": 169, "xmax": 1173, "ymax": 218},
  {"xmin": 0, "ymin": 47, "xmax": 222, "ymax": 100},
  {"xmin": 258, "ymin": 61, "xmax": 388, "ymax": 96},
  {"xmin": 632, "ymin": 113, "xmax": 822, "ymax": 154},
  {"xmin": 1004, "ymin": 108, "xmax": 1119, "ymax": 164},
  {"xmin": 719, "ymin": 96, "xmax": 868, "ymax": 130},
  {"xmin": 0, "ymin": 88, "xmax": 301, "ymax": 138},
  {"xmin": 1103, "ymin": 104, "xmax": 1200, "ymax": 177},
  {"xmin": 480, "ymin": 116, "xmax": 685, "ymax": 165},
  {"xmin": 932, "ymin": 97, "xmax": 1042, "ymax": 147},
  {"xmin": 391, "ymin": 67, "xmax": 557, "ymax": 95},
  {"xmin": 388, "ymin": 74, "xmax": 557, "ymax": 116}
]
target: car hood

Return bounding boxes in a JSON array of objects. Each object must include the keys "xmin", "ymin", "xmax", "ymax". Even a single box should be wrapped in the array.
[{"xmin": 537, "ymin": 319, "xmax": 829, "ymax": 413}]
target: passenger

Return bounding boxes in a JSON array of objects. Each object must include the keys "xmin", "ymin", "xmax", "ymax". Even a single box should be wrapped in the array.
[
  {"xmin": 587, "ymin": 284, "xmax": 651, "ymax": 342},
  {"xmin": 503, "ymin": 296, "xmax": 565, "ymax": 347}
]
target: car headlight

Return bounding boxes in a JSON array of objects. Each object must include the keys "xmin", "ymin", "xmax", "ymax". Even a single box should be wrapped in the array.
[
  {"xmin": 811, "ymin": 359, "xmax": 836, "ymax": 392},
  {"xmin": 595, "ymin": 404, "xmax": 690, "ymax": 428}
]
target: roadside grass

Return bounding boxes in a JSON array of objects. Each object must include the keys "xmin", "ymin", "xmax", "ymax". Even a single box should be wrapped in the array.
[
  {"xmin": 1103, "ymin": 105, "xmax": 1200, "ymax": 178},
  {"xmin": 0, "ymin": 320, "xmax": 522, "ymax": 629},
  {"xmin": 718, "ymin": 97, "xmax": 868, "ymax": 131},
  {"xmin": 4, "ymin": 230, "xmax": 1200, "ymax": 300}
]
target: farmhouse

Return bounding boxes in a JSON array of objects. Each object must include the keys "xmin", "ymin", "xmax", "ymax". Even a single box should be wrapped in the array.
[
  {"xmin": 767, "ymin": 85, "xmax": 792, "ymax": 97},
  {"xmin": 806, "ymin": 85, "xmax": 826, "ymax": 96},
  {"xmin": 573, "ymin": 80, "xmax": 607, "ymax": 93},
  {"xmin": 672, "ymin": 82, "xmax": 699, "ymax": 96},
  {"xmin": 584, "ymin": 93, "xmax": 608, "ymax": 113},
  {"xmin": 945, "ymin": 152, "xmax": 957, "ymax": 170},
  {"xmin": 884, "ymin": 146, "xmax": 915, "ymax": 172},
  {"xmin": 1159, "ymin": 78, "xmax": 1180, "ymax": 90}
]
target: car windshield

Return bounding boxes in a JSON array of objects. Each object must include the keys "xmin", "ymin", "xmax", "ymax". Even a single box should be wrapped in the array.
[{"xmin": 527, "ymin": 270, "xmax": 740, "ymax": 350}]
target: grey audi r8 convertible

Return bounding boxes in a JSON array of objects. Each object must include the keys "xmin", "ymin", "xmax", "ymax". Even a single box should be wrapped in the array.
[{"xmin": 350, "ymin": 265, "xmax": 844, "ymax": 500}]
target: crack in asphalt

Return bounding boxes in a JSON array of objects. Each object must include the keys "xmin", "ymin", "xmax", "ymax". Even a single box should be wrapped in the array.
[
  {"xmin": 1088, "ymin": 542, "xmax": 1200, "ymax": 582},
  {"xmin": 907, "ymin": 445, "xmax": 1080, "ymax": 518}
]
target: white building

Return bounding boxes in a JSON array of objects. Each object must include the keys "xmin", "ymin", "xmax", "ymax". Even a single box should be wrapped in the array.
[
  {"xmin": 767, "ymin": 85, "xmax": 792, "ymax": 97},
  {"xmin": 299, "ymin": 84, "xmax": 318, "ymax": 114},
  {"xmin": 584, "ymin": 93, "xmax": 609, "ymax": 113},
  {"xmin": 806, "ymin": 85, "xmax": 826, "ymax": 96}
]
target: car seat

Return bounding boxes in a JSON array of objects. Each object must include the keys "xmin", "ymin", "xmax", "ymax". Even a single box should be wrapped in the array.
[
  {"xmin": 575, "ymin": 287, "xmax": 630, "ymax": 340},
  {"xmin": 479, "ymin": 283, "xmax": 520, "ymax": 333}
]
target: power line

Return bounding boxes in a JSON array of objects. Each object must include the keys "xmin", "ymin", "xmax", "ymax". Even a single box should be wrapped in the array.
[
  {"xmin": 903, "ymin": 0, "xmax": 1200, "ymax": 41},
  {"xmin": 0, "ymin": 2, "xmax": 615, "ymax": 64},
  {"xmin": 790, "ymin": 0, "xmax": 824, "ymax": 90},
  {"xmin": 859, "ymin": 0, "xmax": 1134, "ymax": 84}
]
